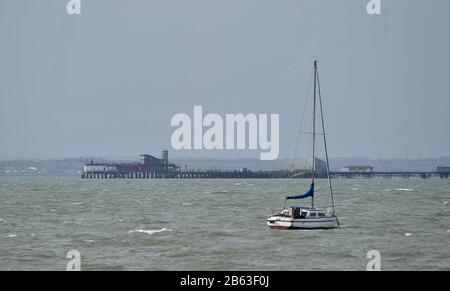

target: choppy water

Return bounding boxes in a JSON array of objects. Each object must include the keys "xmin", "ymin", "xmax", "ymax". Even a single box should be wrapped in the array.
[{"xmin": 0, "ymin": 177, "xmax": 449, "ymax": 271}]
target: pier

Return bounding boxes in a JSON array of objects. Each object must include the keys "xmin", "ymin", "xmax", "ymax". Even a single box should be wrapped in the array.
[
  {"xmin": 81, "ymin": 169, "xmax": 449, "ymax": 179},
  {"xmin": 329, "ymin": 171, "xmax": 448, "ymax": 179},
  {"xmin": 81, "ymin": 152, "xmax": 450, "ymax": 180},
  {"xmin": 81, "ymin": 169, "xmax": 295, "ymax": 179}
]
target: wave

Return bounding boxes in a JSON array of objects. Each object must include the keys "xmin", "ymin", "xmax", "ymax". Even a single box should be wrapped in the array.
[
  {"xmin": 128, "ymin": 228, "xmax": 171, "ymax": 235},
  {"xmin": 6, "ymin": 234, "xmax": 17, "ymax": 238},
  {"xmin": 405, "ymin": 233, "xmax": 415, "ymax": 237},
  {"xmin": 396, "ymin": 189, "xmax": 413, "ymax": 192}
]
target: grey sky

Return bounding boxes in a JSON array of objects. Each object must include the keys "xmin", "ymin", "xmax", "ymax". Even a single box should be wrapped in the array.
[{"xmin": 0, "ymin": 0, "xmax": 449, "ymax": 160}]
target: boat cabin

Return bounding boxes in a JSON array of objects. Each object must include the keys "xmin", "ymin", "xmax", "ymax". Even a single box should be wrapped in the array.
[{"xmin": 280, "ymin": 207, "xmax": 326, "ymax": 219}]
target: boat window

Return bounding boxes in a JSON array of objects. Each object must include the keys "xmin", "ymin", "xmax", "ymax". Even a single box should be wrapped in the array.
[
  {"xmin": 310, "ymin": 213, "xmax": 317, "ymax": 217},
  {"xmin": 318, "ymin": 213, "xmax": 325, "ymax": 217}
]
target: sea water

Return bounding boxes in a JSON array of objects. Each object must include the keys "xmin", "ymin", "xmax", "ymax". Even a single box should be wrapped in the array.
[{"xmin": 0, "ymin": 177, "xmax": 449, "ymax": 271}]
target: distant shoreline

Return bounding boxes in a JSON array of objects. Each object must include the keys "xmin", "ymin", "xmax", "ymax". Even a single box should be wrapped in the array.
[{"xmin": 1, "ymin": 157, "xmax": 450, "ymax": 173}]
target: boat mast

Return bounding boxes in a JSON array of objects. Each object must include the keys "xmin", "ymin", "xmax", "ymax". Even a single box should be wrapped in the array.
[{"xmin": 311, "ymin": 60, "xmax": 317, "ymax": 209}]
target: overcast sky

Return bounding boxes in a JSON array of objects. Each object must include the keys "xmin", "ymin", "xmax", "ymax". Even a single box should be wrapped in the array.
[{"xmin": 0, "ymin": 0, "xmax": 449, "ymax": 160}]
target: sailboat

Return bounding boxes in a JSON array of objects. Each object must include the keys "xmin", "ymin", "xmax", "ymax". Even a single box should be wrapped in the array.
[{"xmin": 267, "ymin": 60, "xmax": 339, "ymax": 230}]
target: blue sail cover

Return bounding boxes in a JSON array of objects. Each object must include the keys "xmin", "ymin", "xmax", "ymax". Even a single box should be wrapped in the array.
[{"xmin": 286, "ymin": 183, "xmax": 315, "ymax": 200}]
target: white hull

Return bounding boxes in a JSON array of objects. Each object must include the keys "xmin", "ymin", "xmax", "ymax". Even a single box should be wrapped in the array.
[{"xmin": 267, "ymin": 216, "xmax": 338, "ymax": 230}]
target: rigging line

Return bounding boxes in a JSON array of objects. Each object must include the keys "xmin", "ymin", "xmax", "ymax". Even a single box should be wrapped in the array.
[
  {"xmin": 316, "ymin": 66, "xmax": 332, "ymax": 210},
  {"xmin": 316, "ymin": 64, "xmax": 336, "ymax": 215},
  {"xmin": 291, "ymin": 68, "xmax": 315, "ymax": 172}
]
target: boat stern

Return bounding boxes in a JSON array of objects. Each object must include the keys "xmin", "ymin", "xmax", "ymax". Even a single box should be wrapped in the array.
[{"xmin": 267, "ymin": 216, "xmax": 292, "ymax": 230}]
